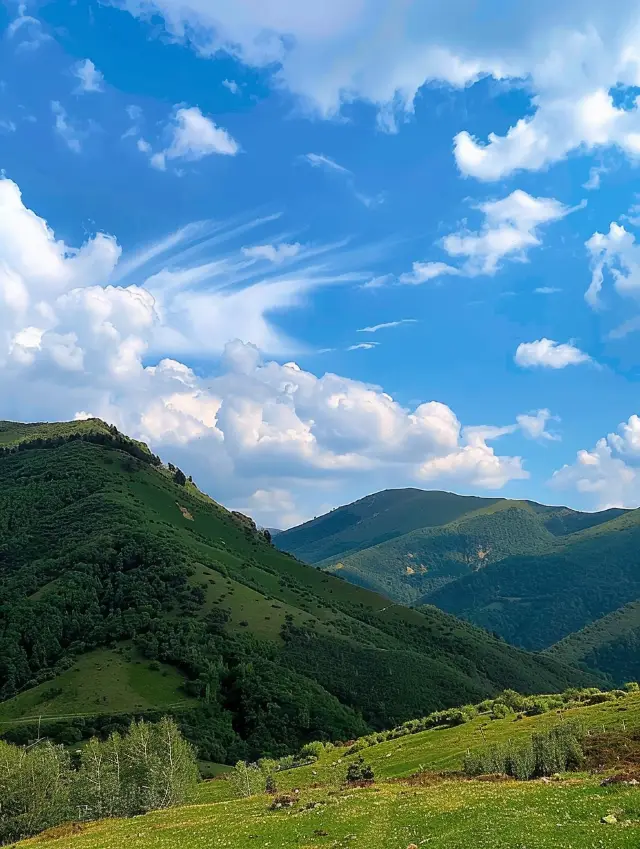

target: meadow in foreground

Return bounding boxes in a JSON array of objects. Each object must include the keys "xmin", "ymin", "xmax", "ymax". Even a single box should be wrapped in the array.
[{"xmin": 17, "ymin": 779, "xmax": 640, "ymax": 849}]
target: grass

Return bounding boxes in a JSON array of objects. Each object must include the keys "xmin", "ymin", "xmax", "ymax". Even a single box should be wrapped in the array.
[
  {"xmin": 10, "ymin": 692, "xmax": 640, "ymax": 848},
  {"xmin": 0, "ymin": 648, "xmax": 193, "ymax": 726},
  {"xmin": 14, "ymin": 779, "xmax": 640, "ymax": 849}
]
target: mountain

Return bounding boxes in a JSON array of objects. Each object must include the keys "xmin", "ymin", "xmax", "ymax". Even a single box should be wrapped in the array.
[
  {"xmin": 278, "ymin": 489, "xmax": 629, "ymax": 607},
  {"xmin": 275, "ymin": 488, "xmax": 505, "ymax": 564},
  {"xmin": 0, "ymin": 421, "xmax": 593, "ymax": 762},
  {"xmin": 422, "ymin": 508, "xmax": 640, "ymax": 654},
  {"xmin": 278, "ymin": 489, "xmax": 640, "ymax": 676},
  {"xmin": 546, "ymin": 599, "xmax": 640, "ymax": 683}
]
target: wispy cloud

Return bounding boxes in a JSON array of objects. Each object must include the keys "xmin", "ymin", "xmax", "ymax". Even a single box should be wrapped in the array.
[
  {"xmin": 301, "ymin": 153, "xmax": 383, "ymax": 209},
  {"xmin": 51, "ymin": 101, "xmax": 82, "ymax": 153},
  {"xmin": 7, "ymin": 4, "xmax": 51, "ymax": 51},
  {"xmin": 302, "ymin": 153, "xmax": 351, "ymax": 175},
  {"xmin": 357, "ymin": 319, "xmax": 417, "ymax": 333},
  {"xmin": 347, "ymin": 342, "xmax": 379, "ymax": 351}
]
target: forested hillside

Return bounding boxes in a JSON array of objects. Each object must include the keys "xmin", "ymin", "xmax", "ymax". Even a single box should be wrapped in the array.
[
  {"xmin": 275, "ymin": 488, "xmax": 503, "ymax": 564},
  {"xmin": 279, "ymin": 489, "xmax": 640, "ymax": 680},
  {"xmin": 423, "ymin": 509, "xmax": 640, "ymax": 655},
  {"xmin": 0, "ymin": 420, "xmax": 592, "ymax": 765},
  {"xmin": 547, "ymin": 600, "xmax": 640, "ymax": 682}
]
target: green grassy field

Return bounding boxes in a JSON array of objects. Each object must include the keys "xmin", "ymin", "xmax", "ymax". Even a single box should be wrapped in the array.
[
  {"xmin": 0, "ymin": 648, "xmax": 193, "ymax": 725},
  {"xmin": 15, "ymin": 692, "xmax": 640, "ymax": 849}
]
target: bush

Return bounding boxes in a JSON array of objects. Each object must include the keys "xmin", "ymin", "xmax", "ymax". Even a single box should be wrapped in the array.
[
  {"xmin": 624, "ymin": 681, "xmax": 639, "ymax": 693},
  {"xmin": 490, "ymin": 702, "xmax": 511, "ymax": 720},
  {"xmin": 464, "ymin": 722, "xmax": 584, "ymax": 780},
  {"xmin": 299, "ymin": 741, "xmax": 324, "ymax": 761},
  {"xmin": 346, "ymin": 756, "xmax": 374, "ymax": 784}
]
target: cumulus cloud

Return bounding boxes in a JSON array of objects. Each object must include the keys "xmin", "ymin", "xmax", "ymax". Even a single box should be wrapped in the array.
[
  {"xmin": 443, "ymin": 191, "xmax": 572, "ymax": 275},
  {"xmin": 116, "ymin": 0, "xmax": 640, "ymax": 181},
  {"xmin": 138, "ymin": 105, "xmax": 239, "ymax": 171},
  {"xmin": 516, "ymin": 408, "xmax": 561, "ymax": 442},
  {"xmin": 0, "ymin": 175, "xmax": 547, "ymax": 526},
  {"xmin": 585, "ymin": 221, "xmax": 640, "ymax": 308},
  {"xmin": 514, "ymin": 338, "xmax": 591, "ymax": 369},
  {"xmin": 400, "ymin": 190, "xmax": 573, "ymax": 284},
  {"xmin": 552, "ymin": 415, "xmax": 640, "ymax": 508},
  {"xmin": 222, "ymin": 79, "xmax": 240, "ymax": 94},
  {"xmin": 73, "ymin": 59, "xmax": 105, "ymax": 94}
]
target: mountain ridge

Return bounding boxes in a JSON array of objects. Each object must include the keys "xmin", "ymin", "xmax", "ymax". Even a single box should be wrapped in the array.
[{"xmin": 0, "ymin": 420, "xmax": 592, "ymax": 762}]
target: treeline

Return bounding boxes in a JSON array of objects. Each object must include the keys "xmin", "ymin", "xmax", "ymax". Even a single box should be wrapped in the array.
[
  {"xmin": 0, "ymin": 717, "xmax": 198, "ymax": 845},
  {"xmin": 0, "ymin": 427, "xmax": 162, "ymax": 467}
]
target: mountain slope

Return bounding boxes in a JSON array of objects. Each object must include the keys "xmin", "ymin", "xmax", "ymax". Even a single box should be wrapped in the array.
[
  {"xmin": 0, "ymin": 420, "xmax": 593, "ymax": 761},
  {"xmin": 422, "ymin": 509, "xmax": 640, "ymax": 652},
  {"xmin": 546, "ymin": 599, "xmax": 640, "ymax": 683},
  {"xmin": 317, "ymin": 500, "xmax": 560, "ymax": 604},
  {"xmin": 276, "ymin": 488, "xmax": 504, "ymax": 563}
]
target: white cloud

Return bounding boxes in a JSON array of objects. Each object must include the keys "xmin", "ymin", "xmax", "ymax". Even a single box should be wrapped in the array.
[
  {"xmin": 516, "ymin": 408, "xmax": 560, "ymax": 442},
  {"xmin": 51, "ymin": 101, "xmax": 82, "ymax": 153},
  {"xmin": 347, "ymin": 342, "xmax": 378, "ymax": 350},
  {"xmin": 117, "ymin": 0, "xmax": 640, "ymax": 182},
  {"xmin": 583, "ymin": 163, "xmax": 608, "ymax": 191},
  {"xmin": 242, "ymin": 243, "xmax": 301, "ymax": 264},
  {"xmin": 302, "ymin": 153, "xmax": 351, "ymax": 175},
  {"xmin": 534, "ymin": 287, "xmax": 561, "ymax": 294},
  {"xmin": 73, "ymin": 59, "xmax": 105, "ymax": 94},
  {"xmin": 399, "ymin": 261, "xmax": 459, "ymax": 285},
  {"xmin": 222, "ymin": 79, "xmax": 240, "ymax": 94},
  {"xmin": 585, "ymin": 221, "xmax": 640, "ymax": 308},
  {"xmin": 301, "ymin": 152, "xmax": 382, "ymax": 209},
  {"xmin": 514, "ymin": 338, "xmax": 591, "ymax": 369},
  {"xmin": 139, "ymin": 105, "xmax": 239, "ymax": 171},
  {"xmin": 442, "ymin": 191, "xmax": 572, "ymax": 275},
  {"xmin": 552, "ymin": 415, "xmax": 640, "ymax": 509},
  {"xmin": 361, "ymin": 274, "xmax": 394, "ymax": 289},
  {"xmin": 357, "ymin": 319, "xmax": 417, "ymax": 333},
  {"xmin": 400, "ymin": 190, "xmax": 573, "ymax": 284},
  {"xmin": 0, "ymin": 175, "xmax": 544, "ymax": 526},
  {"xmin": 7, "ymin": 3, "xmax": 51, "ymax": 50}
]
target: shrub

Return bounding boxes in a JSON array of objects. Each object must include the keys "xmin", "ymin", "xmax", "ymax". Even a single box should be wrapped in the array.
[
  {"xmin": 346, "ymin": 756, "xmax": 374, "ymax": 784},
  {"xmin": 464, "ymin": 722, "xmax": 584, "ymax": 780},
  {"xmin": 299, "ymin": 741, "xmax": 324, "ymax": 761},
  {"xmin": 624, "ymin": 681, "xmax": 639, "ymax": 693}
]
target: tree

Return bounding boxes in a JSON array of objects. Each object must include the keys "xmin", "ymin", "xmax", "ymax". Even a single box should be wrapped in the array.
[
  {"xmin": 0, "ymin": 740, "xmax": 72, "ymax": 844},
  {"xmin": 228, "ymin": 761, "xmax": 266, "ymax": 798},
  {"xmin": 173, "ymin": 468, "xmax": 187, "ymax": 486}
]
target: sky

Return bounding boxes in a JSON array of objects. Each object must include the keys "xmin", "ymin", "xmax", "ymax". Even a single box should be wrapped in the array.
[{"xmin": 4, "ymin": 2, "xmax": 640, "ymax": 528}]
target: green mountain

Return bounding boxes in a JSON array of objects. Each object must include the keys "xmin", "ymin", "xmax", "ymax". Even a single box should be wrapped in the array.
[
  {"xmin": 278, "ymin": 488, "xmax": 640, "ymax": 677},
  {"xmin": 546, "ymin": 599, "xmax": 640, "ymax": 682},
  {"xmin": 422, "ymin": 508, "xmax": 640, "ymax": 655},
  {"xmin": 0, "ymin": 421, "xmax": 593, "ymax": 762},
  {"xmin": 276, "ymin": 488, "xmax": 505, "ymax": 564}
]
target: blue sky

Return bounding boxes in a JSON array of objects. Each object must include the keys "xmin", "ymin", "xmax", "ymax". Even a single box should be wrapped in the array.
[{"xmin": 3, "ymin": 0, "xmax": 640, "ymax": 527}]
